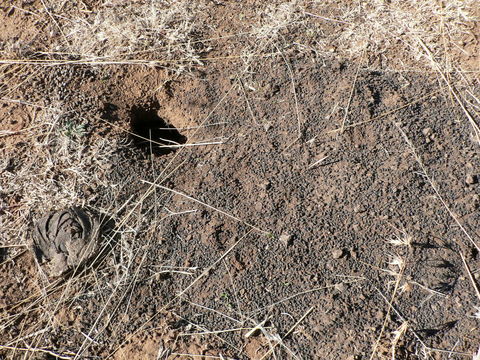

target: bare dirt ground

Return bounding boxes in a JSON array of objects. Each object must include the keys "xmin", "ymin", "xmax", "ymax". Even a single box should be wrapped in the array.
[{"xmin": 1, "ymin": 1, "xmax": 480, "ymax": 359}]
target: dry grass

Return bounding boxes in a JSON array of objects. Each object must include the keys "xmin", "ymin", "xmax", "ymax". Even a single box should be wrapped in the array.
[
  {"xmin": 246, "ymin": 0, "xmax": 478, "ymax": 71},
  {"xmin": 0, "ymin": 103, "xmax": 130, "ymax": 358},
  {"xmin": 0, "ymin": 1, "xmax": 208, "ymax": 73},
  {"xmin": 0, "ymin": 106, "xmax": 121, "ymax": 247},
  {"xmin": 2, "ymin": 0, "xmax": 477, "ymax": 74},
  {"xmin": 329, "ymin": 0, "xmax": 477, "ymax": 67},
  {"xmin": 63, "ymin": 1, "xmax": 206, "ymax": 71}
]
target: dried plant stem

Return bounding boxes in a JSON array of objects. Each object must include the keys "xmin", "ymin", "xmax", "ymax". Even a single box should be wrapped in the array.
[
  {"xmin": 258, "ymin": 306, "xmax": 314, "ymax": 360},
  {"xmin": 142, "ymin": 181, "xmax": 268, "ymax": 234},
  {"xmin": 396, "ymin": 124, "xmax": 480, "ymax": 252},
  {"xmin": 417, "ymin": 38, "xmax": 480, "ymax": 143},
  {"xmin": 459, "ymin": 251, "xmax": 480, "ymax": 303}
]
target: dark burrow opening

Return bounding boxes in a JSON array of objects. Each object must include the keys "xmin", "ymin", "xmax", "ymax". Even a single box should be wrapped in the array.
[{"xmin": 130, "ymin": 101, "xmax": 187, "ymax": 155}]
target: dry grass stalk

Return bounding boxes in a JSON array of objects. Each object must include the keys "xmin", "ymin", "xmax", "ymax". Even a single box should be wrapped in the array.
[
  {"xmin": 459, "ymin": 251, "xmax": 480, "ymax": 303},
  {"xmin": 143, "ymin": 182, "xmax": 267, "ymax": 234},
  {"xmin": 64, "ymin": 1, "xmax": 206, "ymax": 72},
  {"xmin": 258, "ymin": 306, "xmax": 314, "ymax": 360},
  {"xmin": 370, "ymin": 230, "xmax": 411, "ymax": 360},
  {"xmin": 395, "ymin": 124, "xmax": 480, "ymax": 253}
]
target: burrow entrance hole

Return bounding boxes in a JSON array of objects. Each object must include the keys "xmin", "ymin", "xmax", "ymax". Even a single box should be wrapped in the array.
[{"xmin": 130, "ymin": 101, "xmax": 187, "ymax": 155}]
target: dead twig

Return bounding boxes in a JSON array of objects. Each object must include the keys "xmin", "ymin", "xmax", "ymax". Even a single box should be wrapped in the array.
[
  {"xmin": 142, "ymin": 181, "xmax": 268, "ymax": 234},
  {"xmin": 258, "ymin": 306, "xmax": 314, "ymax": 360},
  {"xmin": 0, "ymin": 344, "xmax": 75, "ymax": 360},
  {"xmin": 459, "ymin": 251, "xmax": 480, "ymax": 303},
  {"xmin": 396, "ymin": 124, "xmax": 480, "ymax": 253}
]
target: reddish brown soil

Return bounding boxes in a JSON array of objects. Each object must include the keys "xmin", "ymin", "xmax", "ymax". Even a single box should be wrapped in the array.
[{"xmin": 1, "ymin": 1, "xmax": 480, "ymax": 359}]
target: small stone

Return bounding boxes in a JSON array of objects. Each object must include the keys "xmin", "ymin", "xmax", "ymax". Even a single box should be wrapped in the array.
[
  {"xmin": 466, "ymin": 174, "xmax": 478, "ymax": 185},
  {"xmin": 231, "ymin": 254, "xmax": 245, "ymax": 271},
  {"xmin": 279, "ymin": 233, "xmax": 293, "ymax": 247},
  {"xmin": 346, "ymin": 356, "xmax": 359, "ymax": 360},
  {"xmin": 334, "ymin": 283, "xmax": 346, "ymax": 292},
  {"xmin": 422, "ymin": 128, "xmax": 432, "ymax": 136},
  {"xmin": 332, "ymin": 248, "xmax": 344, "ymax": 259}
]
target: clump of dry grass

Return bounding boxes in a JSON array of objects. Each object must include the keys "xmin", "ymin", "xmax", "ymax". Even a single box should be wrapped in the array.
[
  {"xmin": 331, "ymin": 0, "xmax": 477, "ymax": 65},
  {"xmin": 250, "ymin": 0, "xmax": 477, "ymax": 71},
  {"xmin": 0, "ymin": 106, "xmax": 121, "ymax": 248},
  {"xmin": 0, "ymin": 104, "xmax": 146, "ymax": 357},
  {"xmin": 253, "ymin": 1, "xmax": 304, "ymax": 42},
  {"xmin": 63, "ymin": 1, "xmax": 206, "ymax": 71}
]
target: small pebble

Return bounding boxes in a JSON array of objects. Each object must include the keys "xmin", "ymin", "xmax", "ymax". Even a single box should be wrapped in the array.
[
  {"xmin": 332, "ymin": 248, "xmax": 344, "ymax": 259},
  {"xmin": 260, "ymin": 180, "xmax": 271, "ymax": 190},
  {"xmin": 279, "ymin": 233, "xmax": 293, "ymax": 247},
  {"xmin": 422, "ymin": 127, "xmax": 432, "ymax": 136},
  {"xmin": 466, "ymin": 174, "xmax": 478, "ymax": 185}
]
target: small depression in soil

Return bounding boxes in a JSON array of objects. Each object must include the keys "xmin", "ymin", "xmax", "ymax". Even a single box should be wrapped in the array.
[{"xmin": 130, "ymin": 101, "xmax": 186, "ymax": 155}]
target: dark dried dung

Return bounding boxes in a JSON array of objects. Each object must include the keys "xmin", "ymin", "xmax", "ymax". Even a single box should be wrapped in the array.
[{"xmin": 32, "ymin": 207, "xmax": 102, "ymax": 277}]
